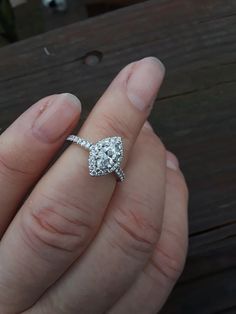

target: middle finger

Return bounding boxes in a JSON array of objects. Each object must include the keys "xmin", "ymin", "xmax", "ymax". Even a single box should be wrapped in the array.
[{"xmin": 0, "ymin": 57, "xmax": 165, "ymax": 313}]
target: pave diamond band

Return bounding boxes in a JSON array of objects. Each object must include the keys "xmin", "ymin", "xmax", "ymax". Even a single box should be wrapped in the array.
[{"xmin": 67, "ymin": 135, "xmax": 125, "ymax": 182}]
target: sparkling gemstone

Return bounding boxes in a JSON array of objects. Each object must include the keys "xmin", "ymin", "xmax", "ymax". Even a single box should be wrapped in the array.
[{"xmin": 88, "ymin": 137, "xmax": 123, "ymax": 176}]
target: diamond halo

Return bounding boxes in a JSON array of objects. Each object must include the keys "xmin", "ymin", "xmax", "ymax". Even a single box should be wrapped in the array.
[
  {"xmin": 66, "ymin": 135, "xmax": 125, "ymax": 181},
  {"xmin": 88, "ymin": 137, "xmax": 123, "ymax": 176}
]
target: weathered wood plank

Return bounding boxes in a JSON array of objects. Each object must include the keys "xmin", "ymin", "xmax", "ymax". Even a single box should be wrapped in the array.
[
  {"xmin": 0, "ymin": 0, "xmax": 235, "ymax": 313},
  {"xmin": 161, "ymin": 264, "xmax": 236, "ymax": 314}
]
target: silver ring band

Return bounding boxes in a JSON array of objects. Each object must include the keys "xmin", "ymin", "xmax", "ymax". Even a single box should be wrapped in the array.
[{"xmin": 67, "ymin": 135, "xmax": 125, "ymax": 182}]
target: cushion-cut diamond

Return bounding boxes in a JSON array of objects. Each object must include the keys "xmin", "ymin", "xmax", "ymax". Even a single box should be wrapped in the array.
[{"xmin": 88, "ymin": 137, "xmax": 123, "ymax": 176}]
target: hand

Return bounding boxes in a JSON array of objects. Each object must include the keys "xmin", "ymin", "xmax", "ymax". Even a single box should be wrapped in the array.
[{"xmin": 0, "ymin": 57, "xmax": 188, "ymax": 314}]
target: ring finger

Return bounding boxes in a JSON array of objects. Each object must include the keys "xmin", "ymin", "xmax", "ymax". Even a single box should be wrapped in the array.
[{"xmin": 30, "ymin": 123, "xmax": 167, "ymax": 314}]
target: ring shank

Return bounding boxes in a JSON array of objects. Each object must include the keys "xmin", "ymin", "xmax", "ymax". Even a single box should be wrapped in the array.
[
  {"xmin": 115, "ymin": 168, "xmax": 125, "ymax": 182},
  {"xmin": 67, "ymin": 135, "xmax": 91, "ymax": 150}
]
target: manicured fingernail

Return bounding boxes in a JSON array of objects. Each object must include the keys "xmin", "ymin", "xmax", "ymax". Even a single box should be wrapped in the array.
[
  {"xmin": 33, "ymin": 93, "xmax": 81, "ymax": 143},
  {"xmin": 127, "ymin": 57, "xmax": 165, "ymax": 111},
  {"xmin": 166, "ymin": 151, "xmax": 179, "ymax": 171},
  {"xmin": 143, "ymin": 121, "xmax": 153, "ymax": 130}
]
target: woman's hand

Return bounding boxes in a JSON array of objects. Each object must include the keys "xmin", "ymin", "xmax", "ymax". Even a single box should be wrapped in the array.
[{"xmin": 0, "ymin": 57, "xmax": 188, "ymax": 314}]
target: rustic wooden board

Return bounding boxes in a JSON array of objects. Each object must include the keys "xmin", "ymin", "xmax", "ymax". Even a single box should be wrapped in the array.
[{"xmin": 0, "ymin": 0, "xmax": 235, "ymax": 312}]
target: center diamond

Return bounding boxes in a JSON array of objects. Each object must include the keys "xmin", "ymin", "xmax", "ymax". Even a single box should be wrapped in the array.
[{"xmin": 88, "ymin": 137, "xmax": 123, "ymax": 176}]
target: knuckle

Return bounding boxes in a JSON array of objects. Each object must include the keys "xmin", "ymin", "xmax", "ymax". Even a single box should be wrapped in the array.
[
  {"xmin": 21, "ymin": 193, "xmax": 93, "ymax": 256},
  {"xmin": 148, "ymin": 229, "xmax": 188, "ymax": 284},
  {"xmin": 96, "ymin": 112, "xmax": 133, "ymax": 142},
  {"xmin": 109, "ymin": 197, "xmax": 161, "ymax": 259},
  {"xmin": 150, "ymin": 249, "xmax": 186, "ymax": 284}
]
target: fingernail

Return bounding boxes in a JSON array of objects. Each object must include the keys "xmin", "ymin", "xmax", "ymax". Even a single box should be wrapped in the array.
[
  {"xmin": 166, "ymin": 151, "xmax": 179, "ymax": 171},
  {"xmin": 143, "ymin": 121, "xmax": 153, "ymax": 130},
  {"xmin": 127, "ymin": 57, "xmax": 165, "ymax": 111},
  {"xmin": 33, "ymin": 93, "xmax": 81, "ymax": 143}
]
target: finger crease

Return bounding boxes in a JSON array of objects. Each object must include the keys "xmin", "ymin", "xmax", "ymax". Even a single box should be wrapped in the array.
[
  {"xmin": 0, "ymin": 153, "xmax": 33, "ymax": 177},
  {"xmin": 114, "ymin": 217, "xmax": 155, "ymax": 246}
]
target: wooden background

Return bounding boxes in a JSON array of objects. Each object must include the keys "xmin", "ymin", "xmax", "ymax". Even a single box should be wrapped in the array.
[{"xmin": 0, "ymin": 0, "xmax": 236, "ymax": 313}]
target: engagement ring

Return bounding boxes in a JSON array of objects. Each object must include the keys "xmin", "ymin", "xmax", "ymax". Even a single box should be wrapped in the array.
[{"xmin": 67, "ymin": 135, "xmax": 125, "ymax": 182}]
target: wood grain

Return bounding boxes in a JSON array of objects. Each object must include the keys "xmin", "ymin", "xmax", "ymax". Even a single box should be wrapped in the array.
[{"xmin": 0, "ymin": 0, "xmax": 235, "ymax": 312}]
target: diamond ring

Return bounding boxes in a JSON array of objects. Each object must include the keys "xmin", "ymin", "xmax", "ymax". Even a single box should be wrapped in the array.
[{"xmin": 66, "ymin": 135, "xmax": 125, "ymax": 181}]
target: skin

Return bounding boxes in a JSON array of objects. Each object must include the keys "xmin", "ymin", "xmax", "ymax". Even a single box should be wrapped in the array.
[{"xmin": 0, "ymin": 57, "xmax": 188, "ymax": 314}]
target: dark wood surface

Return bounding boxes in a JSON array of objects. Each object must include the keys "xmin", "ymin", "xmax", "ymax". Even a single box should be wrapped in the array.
[{"xmin": 0, "ymin": 0, "xmax": 236, "ymax": 313}]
